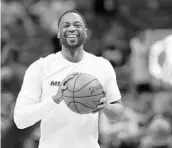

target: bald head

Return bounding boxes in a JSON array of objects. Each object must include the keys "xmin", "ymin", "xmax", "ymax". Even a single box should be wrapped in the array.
[
  {"xmin": 57, "ymin": 10, "xmax": 88, "ymax": 50},
  {"xmin": 58, "ymin": 10, "xmax": 86, "ymax": 28}
]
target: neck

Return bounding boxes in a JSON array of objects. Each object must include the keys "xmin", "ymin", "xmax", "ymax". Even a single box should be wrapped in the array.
[{"xmin": 61, "ymin": 46, "xmax": 84, "ymax": 63}]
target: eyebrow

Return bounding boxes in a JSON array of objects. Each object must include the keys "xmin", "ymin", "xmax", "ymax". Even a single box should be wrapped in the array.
[{"xmin": 62, "ymin": 21, "xmax": 82, "ymax": 24}]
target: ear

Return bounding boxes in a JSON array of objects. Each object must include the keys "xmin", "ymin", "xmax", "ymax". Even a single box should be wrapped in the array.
[
  {"xmin": 85, "ymin": 28, "xmax": 88, "ymax": 38},
  {"xmin": 57, "ymin": 29, "xmax": 60, "ymax": 38}
]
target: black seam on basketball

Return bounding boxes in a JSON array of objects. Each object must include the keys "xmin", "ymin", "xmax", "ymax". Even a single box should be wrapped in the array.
[
  {"xmin": 68, "ymin": 101, "xmax": 96, "ymax": 110},
  {"xmin": 73, "ymin": 73, "xmax": 82, "ymax": 113},
  {"xmin": 74, "ymin": 78, "xmax": 98, "ymax": 92},
  {"xmin": 63, "ymin": 93, "xmax": 103, "ymax": 98},
  {"xmin": 66, "ymin": 78, "xmax": 98, "ymax": 92},
  {"xmin": 66, "ymin": 87, "xmax": 73, "ymax": 92}
]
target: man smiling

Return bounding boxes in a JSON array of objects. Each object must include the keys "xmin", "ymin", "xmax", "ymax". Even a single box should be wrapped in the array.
[{"xmin": 14, "ymin": 10, "xmax": 123, "ymax": 148}]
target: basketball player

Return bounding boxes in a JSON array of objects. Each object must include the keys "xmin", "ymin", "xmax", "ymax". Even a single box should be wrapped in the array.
[{"xmin": 14, "ymin": 10, "xmax": 124, "ymax": 148}]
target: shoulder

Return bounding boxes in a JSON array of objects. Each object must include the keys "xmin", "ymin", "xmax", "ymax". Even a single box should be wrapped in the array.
[
  {"xmin": 39, "ymin": 53, "xmax": 59, "ymax": 66},
  {"xmin": 151, "ymin": 40, "xmax": 163, "ymax": 49},
  {"xmin": 164, "ymin": 34, "xmax": 172, "ymax": 42},
  {"xmin": 85, "ymin": 51, "xmax": 111, "ymax": 66},
  {"xmin": 85, "ymin": 52, "xmax": 115, "ymax": 76},
  {"xmin": 164, "ymin": 35, "xmax": 172, "ymax": 46},
  {"xmin": 26, "ymin": 53, "xmax": 58, "ymax": 74}
]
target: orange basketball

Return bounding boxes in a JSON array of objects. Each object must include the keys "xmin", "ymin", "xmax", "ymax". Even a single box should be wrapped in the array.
[{"xmin": 63, "ymin": 73, "xmax": 104, "ymax": 114}]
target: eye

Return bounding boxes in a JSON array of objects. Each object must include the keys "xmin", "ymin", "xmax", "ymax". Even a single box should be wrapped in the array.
[
  {"xmin": 63, "ymin": 23, "xmax": 70, "ymax": 28},
  {"xmin": 74, "ymin": 23, "xmax": 82, "ymax": 27}
]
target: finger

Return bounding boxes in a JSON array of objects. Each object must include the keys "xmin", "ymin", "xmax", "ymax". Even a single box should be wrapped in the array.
[
  {"xmin": 61, "ymin": 85, "xmax": 67, "ymax": 90},
  {"xmin": 59, "ymin": 96, "xmax": 64, "ymax": 102},
  {"xmin": 56, "ymin": 97, "xmax": 63, "ymax": 103},
  {"xmin": 61, "ymin": 76, "xmax": 74, "ymax": 86},
  {"xmin": 92, "ymin": 108, "xmax": 100, "ymax": 114},
  {"xmin": 67, "ymin": 72, "xmax": 79, "ymax": 79},
  {"xmin": 62, "ymin": 73, "xmax": 79, "ymax": 85},
  {"xmin": 100, "ymin": 97, "xmax": 107, "ymax": 103},
  {"xmin": 52, "ymin": 95, "xmax": 63, "ymax": 104},
  {"xmin": 64, "ymin": 75, "xmax": 74, "ymax": 82},
  {"xmin": 72, "ymin": 72, "xmax": 79, "ymax": 76},
  {"xmin": 97, "ymin": 103, "xmax": 106, "ymax": 110}
]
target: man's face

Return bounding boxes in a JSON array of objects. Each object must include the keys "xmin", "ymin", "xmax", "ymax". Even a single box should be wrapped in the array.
[{"xmin": 58, "ymin": 13, "xmax": 87, "ymax": 49}]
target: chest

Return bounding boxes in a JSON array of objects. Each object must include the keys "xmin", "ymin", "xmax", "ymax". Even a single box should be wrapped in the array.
[{"xmin": 41, "ymin": 63, "xmax": 106, "ymax": 100}]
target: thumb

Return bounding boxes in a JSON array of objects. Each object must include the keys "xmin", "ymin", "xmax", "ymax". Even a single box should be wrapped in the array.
[{"xmin": 61, "ymin": 85, "xmax": 67, "ymax": 91}]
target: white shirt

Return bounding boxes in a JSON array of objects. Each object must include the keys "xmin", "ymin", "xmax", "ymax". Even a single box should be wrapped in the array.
[{"xmin": 14, "ymin": 51, "xmax": 121, "ymax": 148}]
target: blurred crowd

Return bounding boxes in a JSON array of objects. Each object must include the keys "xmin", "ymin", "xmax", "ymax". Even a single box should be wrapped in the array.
[{"xmin": 1, "ymin": 0, "xmax": 172, "ymax": 148}]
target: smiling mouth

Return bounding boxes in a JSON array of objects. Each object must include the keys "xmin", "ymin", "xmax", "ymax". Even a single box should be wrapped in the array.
[
  {"xmin": 66, "ymin": 35, "xmax": 79, "ymax": 43},
  {"xmin": 67, "ymin": 35, "xmax": 77, "ymax": 39}
]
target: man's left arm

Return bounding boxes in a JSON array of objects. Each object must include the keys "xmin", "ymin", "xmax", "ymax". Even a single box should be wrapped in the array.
[
  {"xmin": 98, "ymin": 59, "xmax": 124, "ymax": 121},
  {"xmin": 102, "ymin": 99, "xmax": 124, "ymax": 122}
]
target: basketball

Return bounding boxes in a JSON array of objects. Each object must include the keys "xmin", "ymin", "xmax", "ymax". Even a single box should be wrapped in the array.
[{"xmin": 62, "ymin": 73, "xmax": 105, "ymax": 114}]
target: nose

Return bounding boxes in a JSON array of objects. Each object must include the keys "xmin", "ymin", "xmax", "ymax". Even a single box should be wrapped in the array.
[{"xmin": 68, "ymin": 25, "xmax": 76, "ymax": 32}]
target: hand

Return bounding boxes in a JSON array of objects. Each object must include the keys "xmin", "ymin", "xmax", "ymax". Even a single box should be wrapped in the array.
[
  {"xmin": 92, "ymin": 91, "xmax": 107, "ymax": 114},
  {"xmin": 97, "ymin": 97, "xmax": 107, "ymax": 110},
  {"xmin": 52, "ymin": 72, "xmax": 78, "ymax": 104}
]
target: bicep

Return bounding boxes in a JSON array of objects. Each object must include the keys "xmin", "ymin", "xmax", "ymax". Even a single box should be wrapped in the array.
[
  {"xmin": 104, "ymin": 61, "xmax": 121, "ymax": 103},
  {"xmin": 15, "ymin": 94, "xmax": 39, "ymax": 111},
  {"xmin": 15, "ymin": 61, "xmax": 42, "ymax": 109},
  {"xmin": 105, "ymin": 78, "xmax": 121, "ymax": 103}
]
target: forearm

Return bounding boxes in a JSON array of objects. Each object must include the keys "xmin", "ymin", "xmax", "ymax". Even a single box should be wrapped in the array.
[
  {"xmin": 103, "ymin": 102, "xmax": 124, "ymax": 122},
  {"xmin": 14, "ymin": 98, "xmax": 57, "ymax": 129}
]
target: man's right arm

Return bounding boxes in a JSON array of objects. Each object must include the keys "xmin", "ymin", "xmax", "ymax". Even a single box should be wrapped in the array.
[{"xmin": 13, "ymin": 60, "xmax": 58, "ymax": 129}]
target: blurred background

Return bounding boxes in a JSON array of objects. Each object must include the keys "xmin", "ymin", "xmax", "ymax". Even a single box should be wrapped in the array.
[{"xmin": 1, "ymin": 0, "xmax": 172, "ymax": 148}]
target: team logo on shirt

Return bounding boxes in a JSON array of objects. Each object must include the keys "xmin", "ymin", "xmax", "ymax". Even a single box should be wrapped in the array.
[{"xmin": 50, "ymin": 81, "xmax": 60, "ymax": 86}]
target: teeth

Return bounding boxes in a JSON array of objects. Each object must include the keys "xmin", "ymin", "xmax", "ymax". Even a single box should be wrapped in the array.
[{"xmin": 68, "ymin": 35, "xmax": 77, "ymax": 38}]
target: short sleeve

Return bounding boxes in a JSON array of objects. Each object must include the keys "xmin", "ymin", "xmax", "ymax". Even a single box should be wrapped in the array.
[
  {"xmin": 103, "ymin": 60, "xmax": 121, "ymax": 103},
  {"xmin": 18, "ymin": 59, "xmax": 42, "ymax": 102}
]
